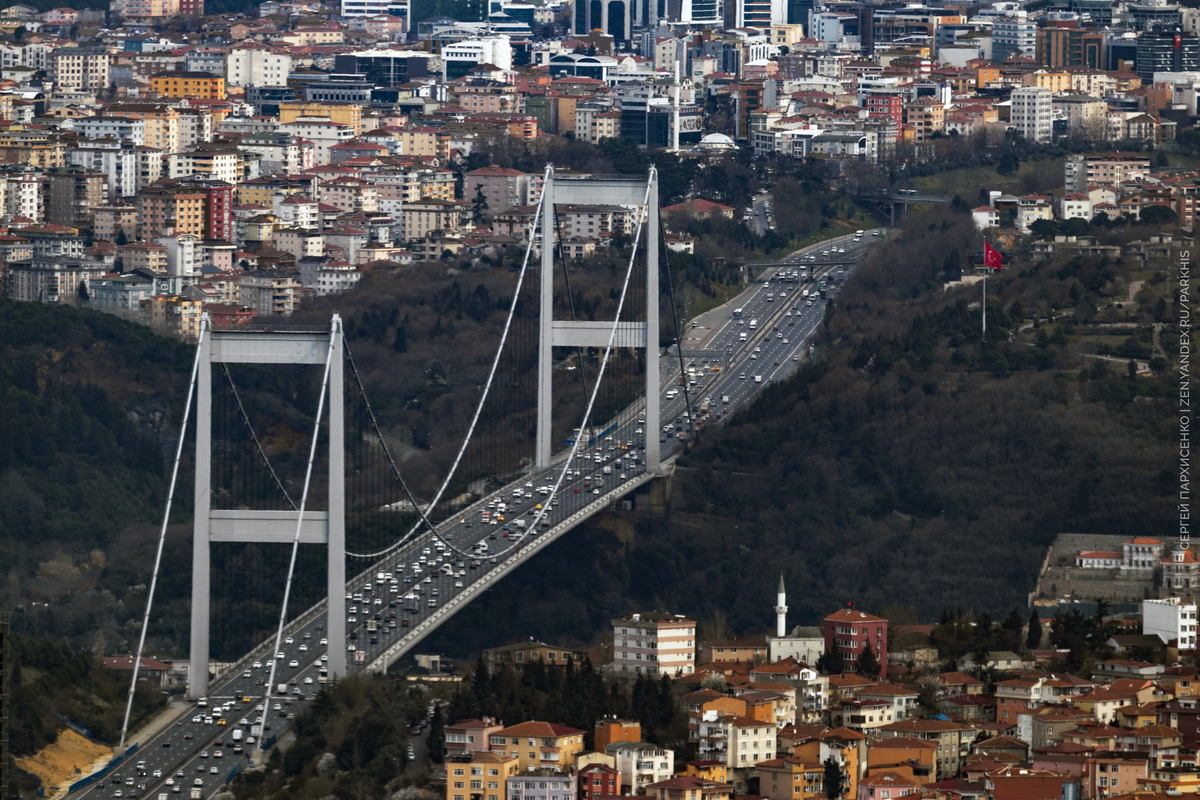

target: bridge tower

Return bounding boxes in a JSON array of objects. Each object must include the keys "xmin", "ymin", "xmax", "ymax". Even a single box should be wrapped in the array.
[
  {"xmin": 536, "ymin": 168, "xmax": 661, "ymax": 471},
  {"xmin": 188, "ymin": 315, "xmax": 347, "ymax": 700}
]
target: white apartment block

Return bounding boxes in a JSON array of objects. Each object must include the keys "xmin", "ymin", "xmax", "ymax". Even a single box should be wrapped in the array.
[
  {"xmin": 1144, "ymin": 597, "xmax": 1198, "ymax": 650},
  {"xmin": 611, "ymin": 612, "xmax": 696, "ymax": 676},
  {"xmin": 50, "ymin": 48, "xmax": 110, "ymax": 91},
  {"xmin": 277, "ymin": 120, "xmax": 353, "ymax": 165},
  {"xmin": 604, "ymin": 742, "xmax": 674, "ymax": 793},
  {"xmin": 1010, "ymin": 87, "xmax": 1052, "ymax": 144},
  {"xmin": 722, "ymin": 716, "xmax": 777, "ymax": 770},
  {"xmin": 226, "ymin": 46, "xmax": 292, "ymax": 87},
  {"xmin": 76, "ymin": 117, "xmax": 145, "ymax": 146}
]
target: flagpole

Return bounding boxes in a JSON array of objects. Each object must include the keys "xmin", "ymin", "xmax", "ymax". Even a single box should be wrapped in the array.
[{"xmin": 982, "ymin": 271, "xmax": 987, "ymax": 339}]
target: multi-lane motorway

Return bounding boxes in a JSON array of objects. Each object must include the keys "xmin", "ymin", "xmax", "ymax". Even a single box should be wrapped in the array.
[{"xmin": 76, "ymin": 228, "xmax": 879, "ymax": 800}]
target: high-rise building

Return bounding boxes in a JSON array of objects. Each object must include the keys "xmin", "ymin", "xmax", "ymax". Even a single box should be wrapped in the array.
[
  {"xmin": 571, "ymin": 0, "xmax": 634, "ymax": 41},
  {"xmin": 47, "ymin": 167, "xmax": 107, "ymax": 230},
  {"xmin": 992, "ymin": 16, "xmax": 1037, "ymax": 60},
  {"xmin": 1040, "ymin": 26, "xmax": 1105, "ymax": 68},
  {"xmin": 1136, "ymin": 28, "xmax": 1200, "ymax": 79},
  {"xmin": 1010, "ymin": 86, "xmax": 1053, "ymax": 143}
]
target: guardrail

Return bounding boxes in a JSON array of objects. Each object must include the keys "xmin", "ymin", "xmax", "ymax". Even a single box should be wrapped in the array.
[{"xmin": 367, "ymin": 469, "xmax": 659, "ymax": 673}]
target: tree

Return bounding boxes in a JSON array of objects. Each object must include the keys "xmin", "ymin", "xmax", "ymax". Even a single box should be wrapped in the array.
[
  {"xmin": 77, "ymin": 281, "xmax": 89, "ymax": 302},
  {"xmin": 858, "ymin": 642, "xmax": 880, "ymax": 679},
  {"xmin": 1140, "ymin": 204, "xmax": 1178, "ymax": 226},
  {"xmin": 115, "ymin": 229, "xmax": 128, "ymax": 246},
  {"xmin": 393, "ymin": 325, "xmax": 408, "ymax": 353},
  {"xmin": 815, "ymin": 651, "xmax": 840, "ymax": 675},
  {"xmin": 823, "ymin": 757, "xmax": 844, "ymax": 800},
  {"xmin": 1026, "ymin": 609, "xmax": 1043, "ymax": 651},
  {"xmin": 472, "ymin": 186, "xmax": 489, "ymax": 223}
]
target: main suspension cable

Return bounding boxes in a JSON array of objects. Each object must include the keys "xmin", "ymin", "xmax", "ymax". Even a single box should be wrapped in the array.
[{"xmin": 344, "ymin": 164, "xmax": 553, "ymax": 561}]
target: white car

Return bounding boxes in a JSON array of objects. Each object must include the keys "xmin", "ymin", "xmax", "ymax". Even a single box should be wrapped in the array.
[
  {"xmin": 252, "ymin": 662, "xmax": 262, "ymax": 669},
  {"xmin": 285, "ymin": 637, "xmax": 293, "ymax": 644},
  {"xmin": 289, "ymin": 660, "xmax": 299, "ymax": 668},
  {"xmin": 299, "ymin": 644, "xmax": 308, "ymax": 651},
  {"xmin": 304, "ymin": 677, "xmax": 313, "ymax": 685},
  {"xmin": 319, "ymin": 638, "xmax": 328, "ymax": 645}
]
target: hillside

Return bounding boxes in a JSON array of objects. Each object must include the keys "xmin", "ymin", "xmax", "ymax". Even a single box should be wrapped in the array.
[
  {"xmin": 417, "ymin": 204, "xmax": 1177, "ymax": 654},
  {"xmin": 0, "ymin": 197, "xmax": 1178, "ymax": 678}
]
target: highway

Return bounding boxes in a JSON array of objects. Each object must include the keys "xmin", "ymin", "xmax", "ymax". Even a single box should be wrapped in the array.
[{"xmin": 76, "ymin": 229, "xmax": 880, "ymax": 800}]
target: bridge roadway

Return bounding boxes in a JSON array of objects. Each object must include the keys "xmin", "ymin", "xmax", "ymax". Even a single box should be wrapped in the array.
[{"xmin": 75, "ymin": 230, "xmax": 877, "ymax": 800}]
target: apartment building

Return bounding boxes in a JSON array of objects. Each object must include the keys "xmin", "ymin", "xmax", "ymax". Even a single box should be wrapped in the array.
[
  {"xmin": 877, "ymin": 720, "xmax": 977, "ymax": 780},
  {"xmin": 136, "ymin": 188, "xmax": 206, "ymax": 240},
  {"xmin": 447, "ymin": 750, "xmax": 519, "ymax": 800},
  {"xmin": 50, "ymin": 47, "xmax": 109, "ymax": 90},
  {"xmin": 237, "ymin": 269, "xmax": 300, "ymax": 315},
  {"xmin": 612, "ymin": 612, "xmax": 696, "ymax": 677},
  {"xmin": 506, "ymin": 771, "xmax": 577, "ymax": 800},
  {"xmin": 226, "ymin": 43, "xmax": 291, "ymax": 87},
  {"xmin": 605, "ymin": 742, "xmax": 674, "ymax": 794},
  {"xmin": 645, "ymin": 776, "xmax": 733, "ymax": 800},
  {"xmin": 757, "ymin": 758, "xmax": 824, "ymax": 800},
  {"xmin": 824, "ymin": 609, "xmax": 888, "ymax": 679},
  {"xmin": 138, "ymin": 294, "xmax": 202, "ymax": 339},
  {"xmin": 1010, "ymin": 87, "xmax": 1052, "ymax": 144},
  {"xmin": 5, "ymin": 256, "xmax": 107, "ymax": 303},
  {"xmin": 46, "ymin": 167, "xmax": 107, "ymax": 230},
  {"xmin": 151, "ymin": 71, "xmax": 226, "ymax": 100},
  {"xmin": 488, "ymin": 721, "xmax": 584, "ymax": 774}
]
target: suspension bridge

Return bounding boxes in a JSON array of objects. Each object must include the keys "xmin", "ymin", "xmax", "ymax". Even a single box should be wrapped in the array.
[{"xmin": 81, "ymin": 170, "xmax": 869, "ymax": 798}]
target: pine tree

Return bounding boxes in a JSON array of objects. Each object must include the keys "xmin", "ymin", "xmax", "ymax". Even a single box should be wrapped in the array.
[
  {"xmin": 858, "ymin": 642, "xmax": 880, "ymax": 679},
  {"xmin": 393, "ymin": 325, "xmax": 408, "ymax": 353},
  {"xmin": 823, "ymin": 757, "xmax": 843, "ymax": 800},
  {"xmin": 1026, "ymin": 609, "xmax": 1043, "ymax": 651}
]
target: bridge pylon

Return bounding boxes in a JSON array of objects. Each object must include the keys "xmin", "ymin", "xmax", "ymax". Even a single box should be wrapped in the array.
[
  {"xmin": 536, "ymin": 168, "xmax": 662, "ymax": 472},
  {"xmin": 188, "ymin": 314, "xmax": 347, "ymax": 700}
]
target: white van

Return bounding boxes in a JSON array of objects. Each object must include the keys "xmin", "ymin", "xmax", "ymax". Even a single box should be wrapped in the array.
[
  {"xmin": 755, "ymin": 376, "xmax": 762, "ymax": 383},
  {"xmin": 666, "ymin": 389, "xmax": 677, "ymax": 399}
]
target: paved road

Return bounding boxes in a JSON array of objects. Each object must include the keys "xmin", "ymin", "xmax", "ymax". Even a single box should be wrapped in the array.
[{"xmin": 76, "ymin": 230, "xmax": 882, "ymax": 800}]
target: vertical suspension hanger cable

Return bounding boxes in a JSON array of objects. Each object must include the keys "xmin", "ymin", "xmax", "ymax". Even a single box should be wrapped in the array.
[
  {"xmin": 259, "ymin": 322, "xmax": 337, "ymax": 736},
  {"xmin": 659, "ymin": 214, "xmax": 696, "ymax": 440},
  {"xmin": 554, "ymin": 206, "xmax": 589, "ymax": 400},
  {"xmin": 119, "ymin": 321, "xmax": 207, "ymax": 750}
]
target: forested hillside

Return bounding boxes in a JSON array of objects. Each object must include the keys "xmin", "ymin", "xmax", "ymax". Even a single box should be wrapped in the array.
[{"xmin": 419, "ymin": 203, "xmax": 1177, "ymax": 654}]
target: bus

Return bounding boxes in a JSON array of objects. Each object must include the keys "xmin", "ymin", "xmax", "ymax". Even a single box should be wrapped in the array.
[{"xmin": 733, "ymin": 308, "xmax": 743, "ymax": 319}]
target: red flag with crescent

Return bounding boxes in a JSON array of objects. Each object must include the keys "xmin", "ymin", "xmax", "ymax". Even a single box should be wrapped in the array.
[{"xmin": 984, "ymin": 242, "xmax": 1002, "ymax": 271}]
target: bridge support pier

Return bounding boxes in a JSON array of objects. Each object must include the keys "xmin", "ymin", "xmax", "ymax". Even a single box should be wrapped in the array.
[{"xmin": 188, "ymin": 315, "xmax": 347, "ymax": 700}]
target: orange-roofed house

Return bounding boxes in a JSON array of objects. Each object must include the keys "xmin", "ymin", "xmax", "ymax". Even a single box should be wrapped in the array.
[
  {"xmin": 879, "ymin": 719, "xmax": 978, "ymax": 779},
  {"xmin": 645, "ymin": 776, "xmax": 733, "ymax": 800},
  {"xmin": 824, "ymin": 609, "xmax": 888, "ymax": 679},
  {"xmin": 867, "ymin": 737, "xmax": 937, "ymax": 785},
  {"xmin": 759, "ymin": 757, "xmax": 825, "ymax": 800},
  {"xmin": 488, "ymin": 721, "xmax": 585, "ymax": 773},
  {"xmin": 595, "ymin": 719, "xmax": 641, "ymax": 751},
  {"xmin": 1162, "ymin": 544, "xmax": 1200, "ymax": 592},
  {"xmin": 662, "ymin": 198, "xmax": 734, "ymax": 223},
  {"xmin": 793, "ymin": 728, "xmax": 869, "ymax": 799},
  {"xmin": 984, "ymin": 766, "xmax": 1073, "ymax": 800},
  {"xmin": 856, "ymin": 771, "xmax": 918, "ymax": 800}
]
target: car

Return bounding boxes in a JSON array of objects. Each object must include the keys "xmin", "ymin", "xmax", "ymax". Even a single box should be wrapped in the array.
[
  {"xmin": 210, "ymin": 767, "xmax": 218, "ymax": 775},
  {"xmin": 200, "ymin": 751, "xmax": 208, "ymax": 758},
  {"xmin": 277, "ymin": 651, "xmax": 285, "ymax": 659},
  {"xmin": 172, "ymin": 788, "xmax": 180, "ymax": 794},
  {"xmin": 793, "ymin": 355, "xmax": 799, "ymax": 361},
  {"xmin": 319, "ymin": 638, "xmax": 328, "ymax": 645},
  {"xmin": 153, "ymin": 771, "xmax": 162, "ymax": 778},
  {"xmin": 304, "ymin": 676, "xmax": 313, "ymax": 684},
  {"xmin": 289, "ymin": 659, "xmax": 299, "ymax": 668},
  {"xmin": 164, "ymin": 780, "xmax": 174, "ymax": 787},
  {"xmin": 740, "ymin": 373, "xmax": 746, "ymax": 379},
  {"xmin": 213, "ymin": 751, "xmax": 223, "ymax": 758},
  {"xmin": 192, "ymin": 715, "xmax": 203, "ymax": 723},
  {"xmin": 285, "ymin": 636, "xmax": 293, "ymax": 644},
  {"xmin": 126, "ymin": 779, "xmax": 135, "ymax": 786},
  {"xmin": 114, "ymin": 792, "xmax": 123, "ymax": 798},
  {"xmin": 194, "ymin": 780, "xmax": 203, "ymax": 787}
]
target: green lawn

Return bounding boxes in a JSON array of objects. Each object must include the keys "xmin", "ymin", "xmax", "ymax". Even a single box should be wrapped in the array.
[{"xmin": 912, "ymin": 157, "xmax": 1065, "ymax": 199}]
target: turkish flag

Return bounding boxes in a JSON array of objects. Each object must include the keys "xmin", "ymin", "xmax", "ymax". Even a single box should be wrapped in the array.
[{"xmin": 984, "ymin": 242, "xmax": 1002, "ymax": 271}]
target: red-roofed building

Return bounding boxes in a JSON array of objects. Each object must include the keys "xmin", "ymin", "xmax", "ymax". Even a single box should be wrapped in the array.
[
  {"xmin": 824, "ymin": 609, "xmax": 888, "ymax": 679},
  {"xmin": 662, "ymin": 198, "xmax": 734, "ymax": 222},
  {"xmin": 645, "ymin": 776, "xmax": 733, "ymax": 800},
  {"xmin": 102, "ymin": 655, "xmax": 175, "ymax": 685},
  {"xmin": 488, "ymin": 721, "xmax": 584, "ymax": 773}
]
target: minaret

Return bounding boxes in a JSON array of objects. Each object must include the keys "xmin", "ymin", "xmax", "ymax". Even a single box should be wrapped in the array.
[{"xmin": 775, "ymin": 574, "xmax": 788, "ymax": 638}]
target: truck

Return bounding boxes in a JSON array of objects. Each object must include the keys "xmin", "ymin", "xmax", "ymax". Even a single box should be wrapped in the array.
[
  {"xmin": 277, "ymin": 683, "xmax": 288, "ymax": 695},
  {"xmin": 318, "ymin": 667, "xmax": 329, "ymax": 683},
  {"xmin": 515, "ymin": 518, "xmax": 527, "ymax": 530},
  {"xmin": 700, "ymin": 398, "xmax": 710, "ymax": 414},
  {"xmin": 801, "ymin": 289, "xmax": 809, "ymax": 299},
  {"xmin": 602, "ymin": 466, "xmax": 612, "ymax": 475},
  {"xmin": 355, "ymin": 650, "xmax": 366, "ymax": 664},
  {"xmin": 721, "ymin": 395, "xmax": 730, "ymax": 404},
  {"xmin": 749, "ymin": 319, "xmax": 758, "ymax": 330},
  {"xmin": 232, "ymin": 729, "xmax": 244, "ymax": 742},
  {"xmin": 367, "ymin": 619, "xmax": 378, "ymax": 632}
]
